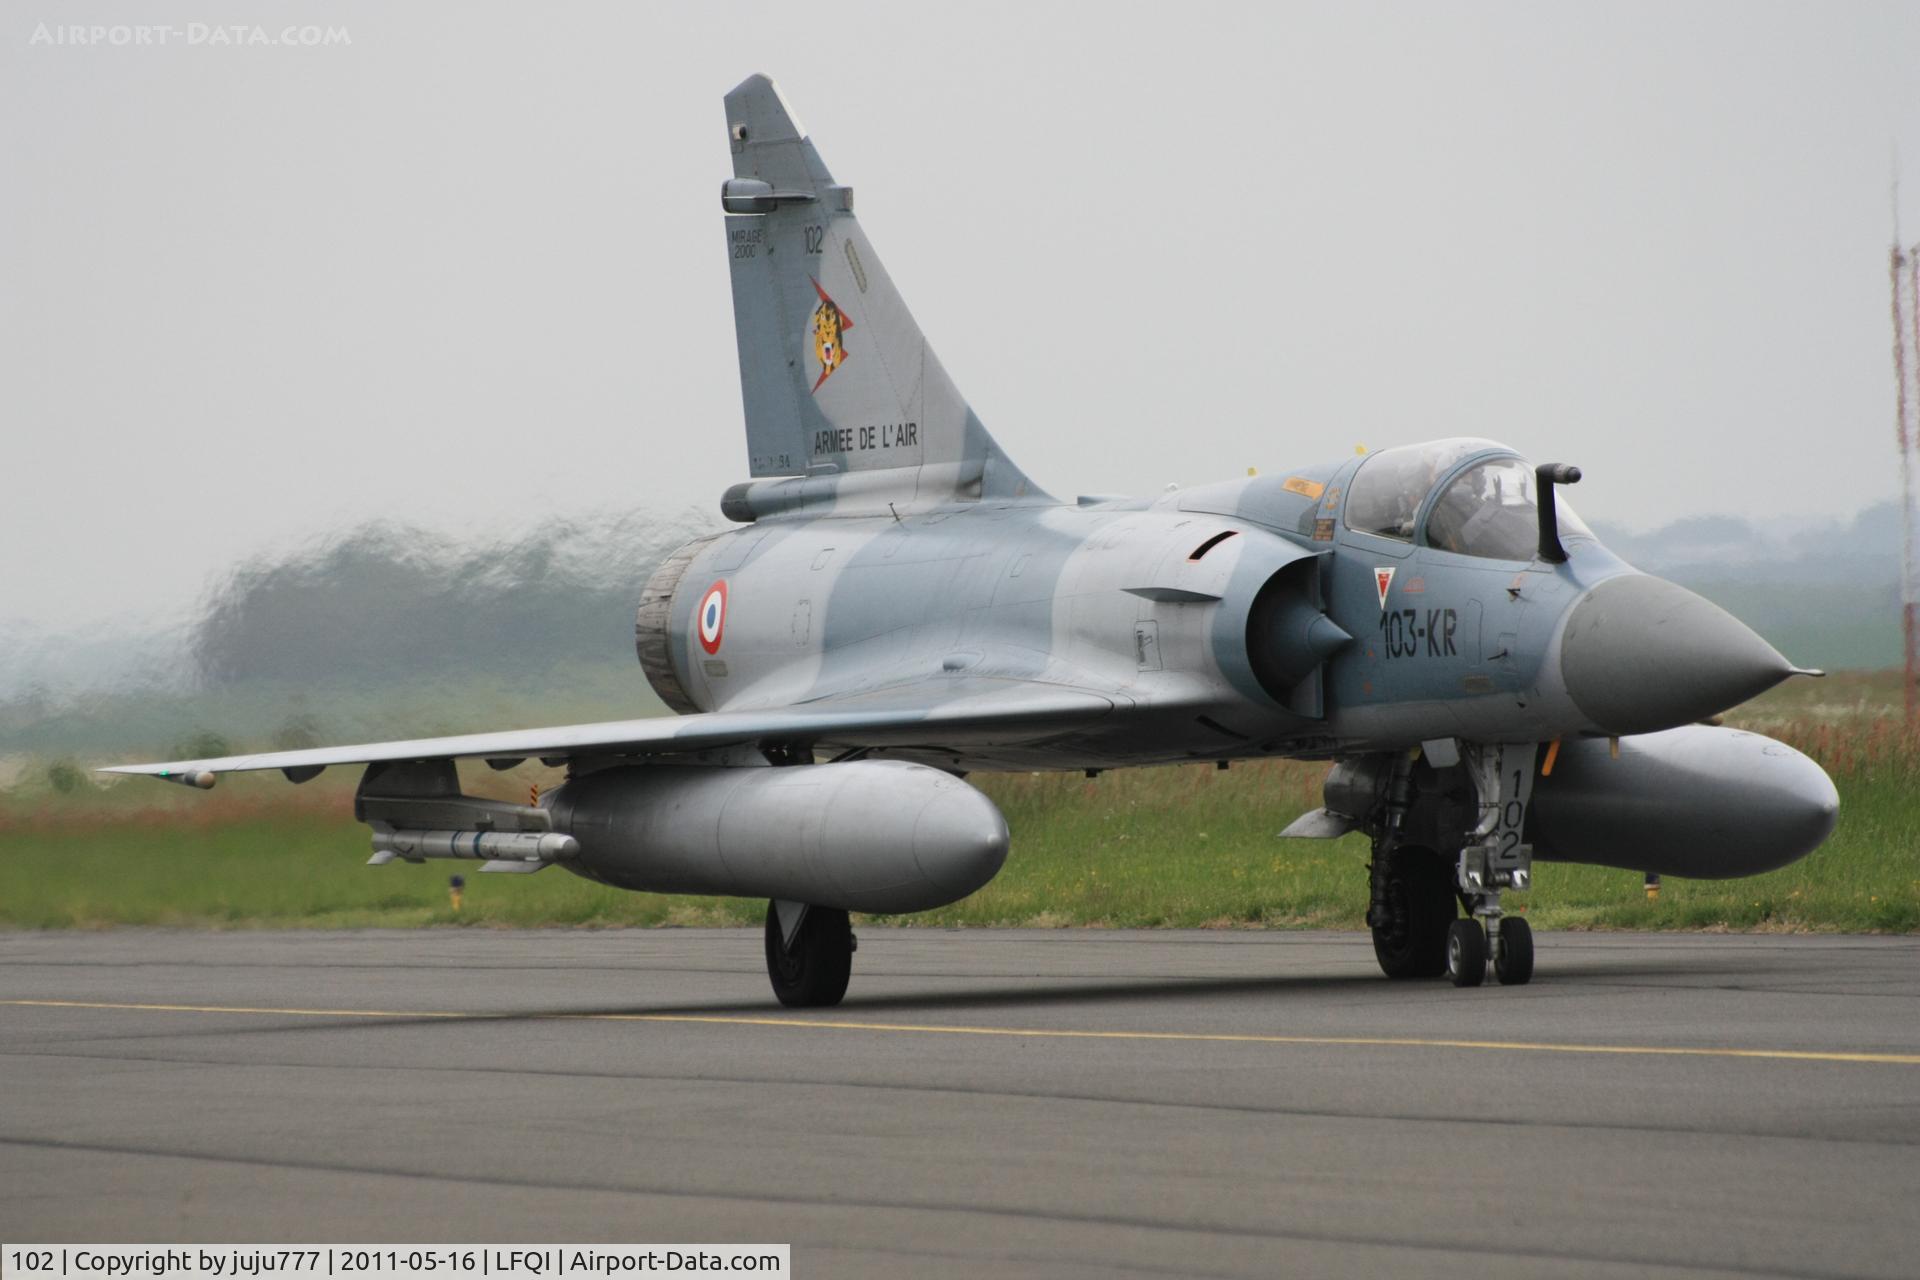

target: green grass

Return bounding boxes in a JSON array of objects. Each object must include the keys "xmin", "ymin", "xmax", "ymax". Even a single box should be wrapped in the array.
[
  {"xmin": 1, "ymin": 673, "xmax": 1914, "ymax": 932},
  {"xmin": 0, "ymin": 799, "xmax": 772, "ymax": 931}
]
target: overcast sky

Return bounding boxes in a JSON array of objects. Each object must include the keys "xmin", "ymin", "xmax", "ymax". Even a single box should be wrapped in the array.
[{"xmin": 5, "ymin": 1, "xmax": 1919, "ymax": 630}]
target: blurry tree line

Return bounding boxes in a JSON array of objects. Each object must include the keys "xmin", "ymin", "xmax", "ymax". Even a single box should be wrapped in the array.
[{"xmin": 190, "ymin": 510, "xmax": 711, "ymax": 686}]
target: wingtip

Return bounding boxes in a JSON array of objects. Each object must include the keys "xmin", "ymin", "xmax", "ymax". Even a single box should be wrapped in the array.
[{"xmin": 96, "ymin": 764, "xmax": 218, "ymax": 789}]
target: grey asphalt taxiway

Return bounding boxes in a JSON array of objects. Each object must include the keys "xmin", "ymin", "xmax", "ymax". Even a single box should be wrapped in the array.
[{"xmin": 2, "ymin": 929, "xmax": 1916, "ymax": 1278}]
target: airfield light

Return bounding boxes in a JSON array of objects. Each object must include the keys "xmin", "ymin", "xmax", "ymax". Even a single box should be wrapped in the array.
[{"xmin": 449, "ymin": 875, "xmax": 465, "ymax": 912}]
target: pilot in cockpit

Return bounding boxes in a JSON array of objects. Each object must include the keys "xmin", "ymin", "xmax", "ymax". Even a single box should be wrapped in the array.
[
  {"xmin": 1427, "ymin": 462, "xmax": 1522, "ymax": 555},
  {"xmin": 1343, "ymin": 444, "xmax": 1453, "ymax": 541},
  {"xmin": 1346, "ymin": 440, "xmax": 1590, "ymax": 562}
]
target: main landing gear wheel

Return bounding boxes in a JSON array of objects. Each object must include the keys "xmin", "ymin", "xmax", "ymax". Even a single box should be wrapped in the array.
[
  {"xmin": 1370, "ymin": 848, "xmax": 1454, "ymax": 979},
  {"xmin": 764, "ymin": 902, "xmax": 854, "ymax": 1008},
  {"xmin": 1495, "ymin": 915, "xmax": 1534, "ymax": 986},
  {"xmin": 1446, "ymin": 918, "xmax": 1487, "ymax": 988}
]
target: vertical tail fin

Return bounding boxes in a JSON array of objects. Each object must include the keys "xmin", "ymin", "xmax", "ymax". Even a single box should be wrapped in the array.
[{"xmin": 720, "ymin": 74, "xmax": 1045, "ymax": 513}]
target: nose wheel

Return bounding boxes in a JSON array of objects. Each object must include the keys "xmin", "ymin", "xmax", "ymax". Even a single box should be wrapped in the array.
[
  {"xmin": 1494, "ymin": 915, "xmax": 1534, "ymax": 985},
  {"xmin": 1445, "ymin": 914, "xmax": 1534, "ymax": 987},
  {"xmin": 1445, "ymin": 918, "xmax": 1486, "ymax": 987}
]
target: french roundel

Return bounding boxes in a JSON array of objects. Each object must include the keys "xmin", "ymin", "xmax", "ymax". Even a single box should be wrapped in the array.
[{"xmin": 696, "ymin": 580, "xmax": 728, "ymax": 654}]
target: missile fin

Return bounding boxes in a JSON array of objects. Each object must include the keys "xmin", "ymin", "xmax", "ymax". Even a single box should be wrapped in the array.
[{"xmin": 479, "ymin": 859, "xmax": 549, "ymax": 874}]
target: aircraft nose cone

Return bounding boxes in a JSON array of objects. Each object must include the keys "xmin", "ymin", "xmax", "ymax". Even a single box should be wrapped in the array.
[{"xmin": 1559, "ymin": 575, "xmax": 1794, "ymax": 735}]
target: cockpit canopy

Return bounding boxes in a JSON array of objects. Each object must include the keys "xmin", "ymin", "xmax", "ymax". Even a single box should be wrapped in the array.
[{"xmin": 1344, "ymin": 438, "xmax": 1592, "ymax": 561}]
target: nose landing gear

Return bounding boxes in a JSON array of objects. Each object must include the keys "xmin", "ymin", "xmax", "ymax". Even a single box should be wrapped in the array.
[{"xmin": 1453, "ymin": 742, "xmax": 1538, "ymax": 987}]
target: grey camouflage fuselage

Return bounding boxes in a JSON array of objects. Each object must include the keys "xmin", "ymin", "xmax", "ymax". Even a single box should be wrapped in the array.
[{"xmin": 647, "ymin": 461, "xmax": 1694, "ymax": 771}]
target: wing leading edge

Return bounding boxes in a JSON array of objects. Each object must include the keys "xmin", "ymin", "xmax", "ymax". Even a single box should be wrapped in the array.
[{"xmin": 99, "ymin": 683, "xmax": 1118, "ymax": 782}]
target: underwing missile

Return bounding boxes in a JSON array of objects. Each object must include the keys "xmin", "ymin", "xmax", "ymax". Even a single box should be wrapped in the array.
[{"xmin": 369, "ymin": 829, "xmax": 581, "ymax": 864}]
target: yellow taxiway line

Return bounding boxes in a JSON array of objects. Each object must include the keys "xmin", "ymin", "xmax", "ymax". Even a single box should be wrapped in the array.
[{"xmin": 5, "ymin": 997, "xmax": 1918, "ymax": 1066}]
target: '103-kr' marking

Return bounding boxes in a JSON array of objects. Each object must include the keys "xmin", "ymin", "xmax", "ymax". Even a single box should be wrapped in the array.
[{"xmin": 1383, "ymin": 607, "xmax": 1459, "ymax": 659}]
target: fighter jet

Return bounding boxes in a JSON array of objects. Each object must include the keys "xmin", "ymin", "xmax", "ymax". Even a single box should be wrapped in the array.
[{"xmin": 105, "ymin": 74, "xmax": 1838, "ymax": 1004}]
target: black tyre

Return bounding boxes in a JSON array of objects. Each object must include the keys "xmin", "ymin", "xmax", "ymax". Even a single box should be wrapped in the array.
[
  {"xmin": 1446, "ymin": 917, "xmax": 1487, "ymax": 988},
  {"xmin": 764, "ymin": 903, "xmax": 853, "ymax": 1008},
  {"xmin": 1370, "ymin": 848, "xmax": 1454, "ymax": 979},
  {"xmin": 1495, "ymin": 915, "xmax": 1534, "ymax": 986}
]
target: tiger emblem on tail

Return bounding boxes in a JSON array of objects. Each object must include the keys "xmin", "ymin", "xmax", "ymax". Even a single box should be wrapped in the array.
[{"xmin": 809, "ymin": 278, "xmax": 853, "ymax": 392}]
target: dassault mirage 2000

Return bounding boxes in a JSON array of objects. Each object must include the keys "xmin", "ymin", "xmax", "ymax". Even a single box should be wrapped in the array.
[{"xmin": 108, "ymin": 74, "xmax": 1838, "ymax": 1004}]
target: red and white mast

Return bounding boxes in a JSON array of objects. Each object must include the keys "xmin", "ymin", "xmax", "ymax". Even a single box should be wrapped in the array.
[{"xmin": 1890, "ymin": 218, "xmax": 1920, "ymax": 724}]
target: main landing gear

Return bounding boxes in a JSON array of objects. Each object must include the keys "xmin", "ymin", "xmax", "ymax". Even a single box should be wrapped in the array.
[
  {"xmin": 764, "ymin": 899, "xmax": 855, "ymax": 1007},
  {"xmin": 1364, "ymin": 742, "xmax": 1540, "ymax": 987},
  {"xmin": 1367, "ymin": 846, "xmax": 1453, "ymax": 979}
]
